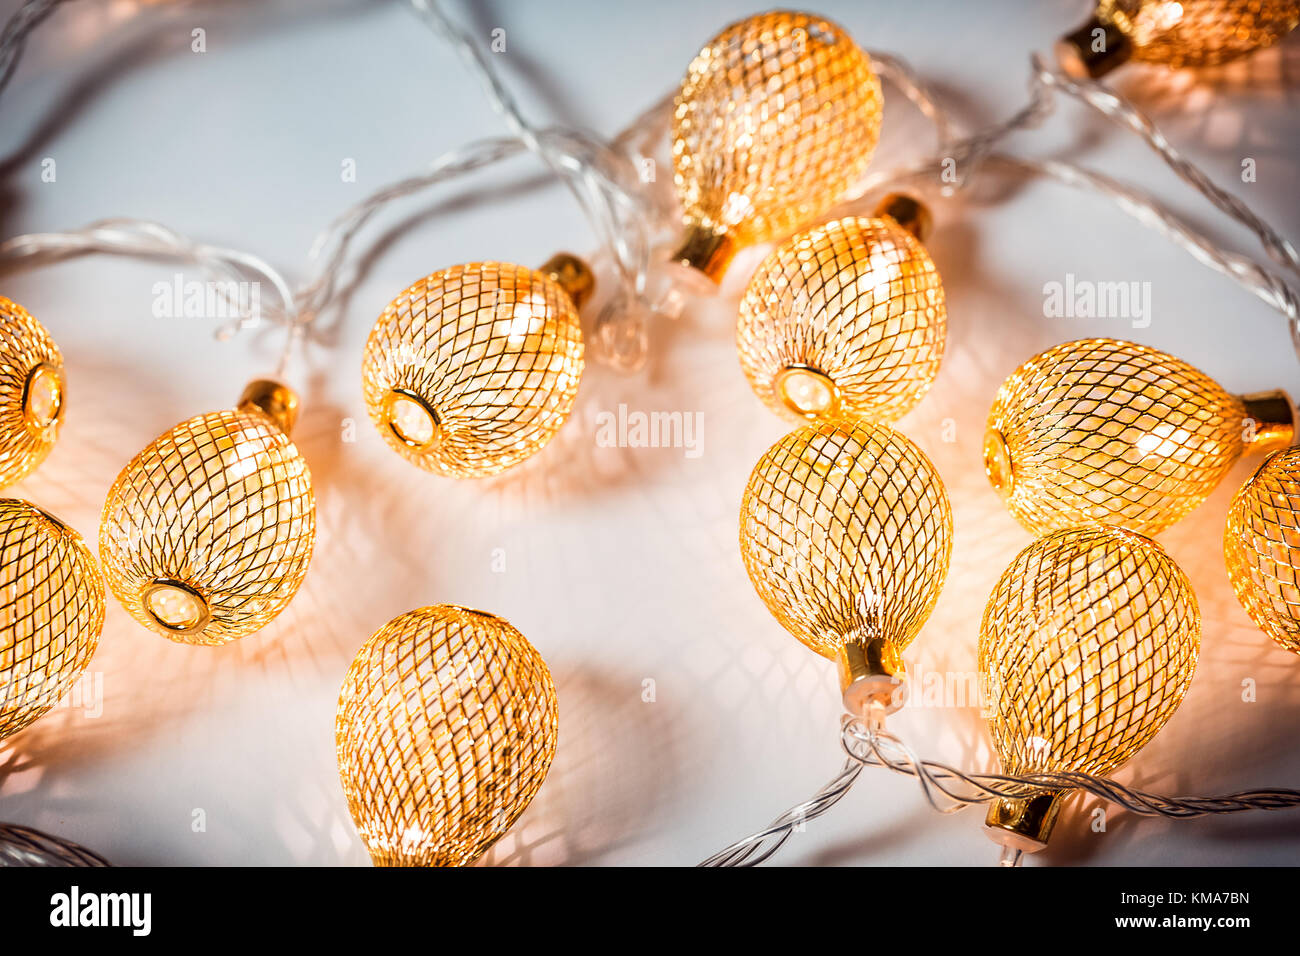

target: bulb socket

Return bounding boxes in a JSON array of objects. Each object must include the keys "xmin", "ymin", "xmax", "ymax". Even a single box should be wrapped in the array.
[
  {"xmin": 774, "ymin": 364, "xmax": 841, "ymax": 419},
  {"xmin": 1056, "ymin": 16, "xmax": 1132, "ymax": 79},
  {"xmin": 238, "ymin": 379, "xmax": 300, "ymax": 435},
  {"xmin": 837, "ymin": 636, "xmax": 907, "ymax": 717},
  {"xmin": 1239, "ymin": 389, "xmax": 1296, "ymax": 452},
  {"xmin": 21, "ymin": 361, "xmax": 65, "ymax": 436},
  {"xmin": 984, "ymin": 790, "xmax": 1063, "ymax": 854},
  {"xmin": 538, "ymin": 252, "xmax": 596, "ymax": 310},
  {"xmin": 983, "ymin": 427, "xmax": 1014, "ymax": 498},
  {"xmin": 873, "ymin": 193, "xmax": 932, "ymax": 243},
  {"xmin": 671, "ymin": 224, "xmax": 737, "ymax": 284}
]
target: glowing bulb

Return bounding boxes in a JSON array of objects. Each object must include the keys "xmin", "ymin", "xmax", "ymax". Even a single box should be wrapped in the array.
[
  {"xmin": 737, "ymin": 195, "xmax": 945, "ymax": 424},
  {"xmin": 981, "ymin": 526, "xmax": 1200, "ymax": 853},
  {"xmin": 1059, "ymin": 0, "xmax": 1299, "ymax": 77},
  {"xmin": 0, "ymin": 296, "xmax": 66, "ymax": 488},
  {"xmin": 0, "ymin": 499, "xmax": 104, "ymax": 741},
  {"xmin": 670, "ymin": 11, "xmax": 883, "ymax": 283},
  {"xmin": 1225, "ymin": 447, "xmax": 1300, "ymax": 656},
  {"xmin": 99, "ymin": 380, "xmax": 315, "ymax": 646},
  {"xmin": 335, "ymin": 604, "xmax": 558, "ymax": 867},
  {"xmin": 984, "ymin": 338, "xmax": 1294, "ymax": 536},
  {"xmin": 739, "ymin": 418, "xmax": 952, "ymax": 714},
  {"xmin": 362, "ymin": 255, "xmax": 590, "ymax": 478}
]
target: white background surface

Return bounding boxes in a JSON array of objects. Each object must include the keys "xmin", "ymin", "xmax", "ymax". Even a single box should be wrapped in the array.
[{"xmin": 1, "ymin": 0, "xmax": 1298, "ymax": 866}]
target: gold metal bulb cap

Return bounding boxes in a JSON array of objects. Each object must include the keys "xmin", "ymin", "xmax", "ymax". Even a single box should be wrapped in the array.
[
  {"xmin": 873, "ymin": 193, "xmax": 932, "ymax": 243},
  {"xmin": 538, "ymin": 252, "xmax": 596, "ymax": 310},
  {"xmin": 671, "ymin": 224, "xmax": 737, "ymax": 285},
  {"xmin": 238, "ymin": 379, "xmax": 300, "ymax": 435},
  {"xmin": 383, "ymin": 388, "xmax": 440, "ymax": 450},
  {"xmin": 1056, "ymin": 16, "xmax": 1132, "ymax": 79},
  {"xmin": 1240, "ymin": 390, "xmax": 1296, "ymax": 452},
  {"xmin": 983, "ymin": 427, "xmax": 1014, "ymax": 498},
  {"xmin": 142, "ymin": 578, "xmax": 213, "ymax": 634},
  {"xmin": 775, "ymin": 365, "xmax": 841, "ymax": 419},
  {"xmin": 837, "ymin": 636, "xmax": 907, "ymax": 718},
  {"xmin": 984, "ymin": 791, "xmax": 1063, "ymax": 854}
]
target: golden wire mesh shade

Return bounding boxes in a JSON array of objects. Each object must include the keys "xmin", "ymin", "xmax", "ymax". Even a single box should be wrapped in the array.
[
  {"xmin": 984, "ymin": 338, "xmax": 1292, "ymax": 537},
  {"xmin": 362, "ymin": 260, "xmax": 586, "ymax": 479},
  {"xmin": 0, "ymin": 499, "xmax": 104, "ymax": 741},
  {"xmin": 99, "ymin": 383, "xmax": 315, "ymax": 646},
  {"xmin": 0, "ymin": 296, "xmax": 66, "ymax": 489},
  {"xmin": 736, "ymin": 214, "xmax": 945, "ymax": 423},
  {"xmin": 336, "ymin": 604, "xmax": 558, "ymax": 867},
  {"xmin": 980, "ymin": 526, "xmax": 1200, "ymax": 849},
  {"xmin": 740, "ymin": 418, "xmax": 952, "ymax": 707},
  {"xmin": 1225, "ymin": 447, "xmax": 1300, "ymax": 656},
  {"xmin": 1060, "ymin": 0, "xmax": 1299, "ymax": 76},
  {"xmin": 671, "ymin": 10, "xmax": 883, "ymax": 281}
]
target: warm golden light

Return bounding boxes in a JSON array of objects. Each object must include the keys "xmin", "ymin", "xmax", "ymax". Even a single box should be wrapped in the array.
[
  {"xmin": 740, "ymin": 418, "xmax": 952, "ymax": 713},
  {"xmin": 362, "ymin": 257, "xmax": 588, "ymax": 479},
  {"xmin": 671, "ymin": 11, "xmax": 883, "ymax": 282},
  {"xmin": 984, "ymin": 338, "xmax": 1293, "ymax": 536},
  {"xmin": 335, "ymin": 604, "xmax": 558, "ymax": 867},
  {"xmin": 99, "ymin": 381, "xmax": 315, "ymax": 646},
  {"xmin": 0, "ymin": 296, "xmax": 66, "ymax": 489},
  {"xmin": 1059, "ymin": 0, "xmax": 1299, "ymax": 77},
  {"xmin": 1225, "ymin": 447, "xmax": 1300, "ymax": 656},
  {"xmin": 736, "ymin": 207, "xmax": 945, "ymax": 424},
  {"xmin": 981, "ymin": 526, "xmax": 1200, "ymax": 852},
  {"xmin": 0, "ymin": 499, "xmax": 105, "ymax": 741}
]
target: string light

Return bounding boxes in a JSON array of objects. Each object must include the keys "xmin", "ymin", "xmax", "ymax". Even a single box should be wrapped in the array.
[
  {"xmin": 0, "ymin": 498, "xmax": 104, "ymax": 742},
  {"xmin": 984, "ymin": 338, "xmax": 1295, "ymax": 536},
  {"xmin": 1225, "ymin": 447, "xmax": 1300, "ymax": 656},
  {"xmin": 670, "ymin": 10, "xmax": 883, "ymax": 284},
  {"xmin": 735, "ymin": 194, "xmax": 944, "ymax": 423},
  {"xmin": 335, "ymin": 604, "xmax": 558, "ymax": 867},
  {"xmin": 362, "ymin": 256, "xmax": 590, "ymax": 479},
  {"xmin": 739, "ymin": 418, "xmax": 952, "ymax": 717},
  {"xmin": 98, "ymin": 380, "xmax": 315, "ymax": 646},
  {"xmin": 981, "ymin": 525, "xmax": 1200, "ymax": 862},
  {"xmin": 1058, "ymin": 0, "xmax": 1300, "ymax": 78},
  {"xmin": 0, "ymin": 295, "xmax": 65, "ymax": 489}
]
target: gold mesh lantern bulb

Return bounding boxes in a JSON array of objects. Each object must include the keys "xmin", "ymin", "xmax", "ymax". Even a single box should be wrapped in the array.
[
  {"xmin": 362, "ymin": 254, "xmax": 589, "ymax": 479},
  {"xmin": 0, "ymin": 499, "xmax": 105, "ymax": 741},
  {"xmin": 1225, "ymin": 447, "xmax": 1300, "ymax": 656},
  {"xmin": 980, "ymin": 526, "xmax": 1200, "ymax": 853},
  {"xmin": 670, "ymin": 11, "xmax": 884, "ymax": 284},
  {"xmin": 0, "ymin": 295, "xmax": 67, "ymax": 489},
  {"xmin": 99, "ymin": 379, "xmax": 315, "ymax": 646},
  {"xmin": 335, "ymin": 604, "xmax": 558, "ymax": 867},
  {"xmin": 736, "ymin": 194, "xmax": 946, "ymax": 424},
  {"xmin": 740, "ymin": 418, "xmax": 953, "ymax": 716},
  {"xmin": 1058, "ymin": 0, "xmax": 1300, "ymax": 78},
  {"xmin": 984, "ymin": 338, "xmax": 1295, "ymax": 537}
]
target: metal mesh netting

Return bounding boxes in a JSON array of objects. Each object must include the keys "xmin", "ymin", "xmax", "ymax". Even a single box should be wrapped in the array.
[
  {"xmin": 1101, "ymin": 0, "xmax": 1300, "ymax": 68},
  {"xmin": 984, "ymin": 338, "xmax": 1250, "ymax": 537},
  {"xmin": 672, "ymin": 11, "xmax": 883, "ymax": 250},
  {"xmin": 0, "ymin": 822, "xmax": 110, "ymax": 867},
  {"xmin": 740, "ymin": 418, "xmax": 952, "ymax": 659},
  {"xmin": 0, "ymin": 499, "xmax": 104, "ymax": 741},
  {"xmin": 362, "ymin": 262, "xmax": 584, "ymax": 479},
  {"xmin": 99, "ymin": 408, "xmax": 315, "ymax": 646},
  {"xmin": 335, "ymin": 604, "xmax": 558, "ymax": 867},
  {"xmin": 1226, "ymin": 447, "xmax": 1300, "ymax": 656},
  {"xmin": 981, "ymin": 526, "xmax": 1200, "ymax": 781},
  {"xmin": 0, "ymin": 295, "xmax": 64, "ymax": 489},
  {"xmin": 737, "ymin": 216, "xmax": 945, "ymax": 424}
]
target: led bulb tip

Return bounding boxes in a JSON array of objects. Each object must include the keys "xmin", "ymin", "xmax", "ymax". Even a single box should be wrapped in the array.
[{"xmin": 1056, "ymin": 16, "xmax": 1131, "ymax": 79}]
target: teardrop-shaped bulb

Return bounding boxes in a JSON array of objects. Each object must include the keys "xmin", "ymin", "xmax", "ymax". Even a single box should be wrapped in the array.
[
  {"xmin": 984, "ymin": 338, "xmax": 1294, "ymax": 536},
  {"xmin": 0, "ymin": 296, "xmax": 66, "ymax": 489},
  {"xmin": 335, "ymin": 604, "xmax": 558, "ymax": 867},
  {"xmin": 99, "ymin": 380, "xmax": 315, "ymax": 645}
]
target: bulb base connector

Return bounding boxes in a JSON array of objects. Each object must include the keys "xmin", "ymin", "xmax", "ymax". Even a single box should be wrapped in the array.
[
  {"xmin": 984, "ymin": 790, "xmax": 1063, "ymax": 854},
  {"xmin": 1239, "ymin": 390, "xmax": 1296, "ymax": 452},
  {"xmin": 983, "ymin": 427, "xmax": 1014, "ymax": 498},
  {"xmin": 539, "ymin": 252, "xmax": 596, "ymax": 310},
  {"xmin": 837, "ymin": 637, "xmax": 906, "ymax": 717},
  {"xmin": 874, "ymin": 193, "xmax": 932, "ymax": 243},
  {"xmin": 671, "ymin": 224, "xmax": 736, "ymax": 284},
  {"xmin": 1056, "ymin": 17, "xmax": 1132, "ymax": 79},
  {"xmin": 238, "ymin": 379, "xmax": 300, "ymax": 435}
]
